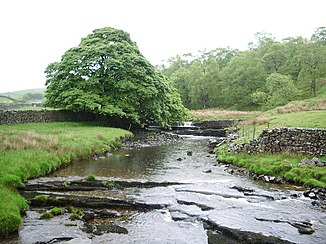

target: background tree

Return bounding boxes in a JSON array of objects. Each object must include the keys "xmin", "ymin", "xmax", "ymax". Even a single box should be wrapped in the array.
[
  {"xmin": 220, "ymin": 51, "xmax": 267, "ymax": 110},
  {"xmin": 161, "ymin": 27, "xmax": 326, "ymax": 111},
  {"xmin": 298, "ymin": 42, "xmax": 326, "ymax": 97},
  {"xmin": 45, "ymin": 27, "xmax": 187, "ymax": 127},
  {"xmin": 311, "ymin": 26, "xmax": 326, "ymax": 46},
  {"xmin": 264, "ymin": 73, "xmax": 299, "ymax": 108}
]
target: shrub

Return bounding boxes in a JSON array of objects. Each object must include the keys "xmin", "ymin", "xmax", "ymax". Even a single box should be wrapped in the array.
[
  {"xmin": 40, "ymin": 211, "xmax": 53, "ymax": 219},
  {"xmin": 86, "ymin": 175, "xmax": 96, "ymax": 181},
  {"xmin": 50, "ymin": 207, "xmax": 63, "ymax": 216}
]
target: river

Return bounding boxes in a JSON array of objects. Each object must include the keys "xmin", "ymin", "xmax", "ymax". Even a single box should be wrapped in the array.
[{"xmin": 3, "ymin": 134, "xmax": 326, "ymax": 243}]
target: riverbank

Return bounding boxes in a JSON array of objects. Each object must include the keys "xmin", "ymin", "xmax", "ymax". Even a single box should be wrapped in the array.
[
  {"xmin": 216, "ymin": 144, "xmax": 326, "ymax": 188},
  {"xmin": 0, "ymin": 122, "xmax": 131, "ymax": 236}
]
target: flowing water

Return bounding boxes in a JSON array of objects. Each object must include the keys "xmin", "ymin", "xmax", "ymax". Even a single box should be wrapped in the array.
[{"xmin": 3, "ymin": 135, "xmax": 326, "ymax": 243}]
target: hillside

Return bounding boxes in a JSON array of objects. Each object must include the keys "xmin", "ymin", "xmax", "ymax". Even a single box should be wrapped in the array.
[
  {"xmin": 0, "ymin": 88, "xmax": 45, "ymax": 101},
  {"xmin": 0, "ymin": 95, "xmax": 18, "ymax": 103}
]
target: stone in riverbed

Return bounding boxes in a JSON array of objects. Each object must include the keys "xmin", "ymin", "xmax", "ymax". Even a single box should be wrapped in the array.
[
  {"xmin": 290, "ymin": 221, "xmax": 314, "ymax": 235},
  {"xmin": 83, "ymin": 223, "xmax": 128, "ymax": 235},
  {"xmin": 82, "ymin": 209, "xmax": 121, "ymax": 221}
]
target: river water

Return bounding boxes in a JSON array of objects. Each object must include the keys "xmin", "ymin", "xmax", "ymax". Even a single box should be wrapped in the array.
[{"xmin": 4, "ymin": 135, "xmax": 326, "ymax": 243}]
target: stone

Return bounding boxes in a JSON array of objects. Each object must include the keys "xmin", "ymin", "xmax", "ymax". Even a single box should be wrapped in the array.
[
  {"xmin": 311, "ymin": 157, "xmax": 322, "ymax": 166},
  {"xmin": 269, "ymin": 176, "xmax": 276, "ymax": 182},
  {"xmin": 299, "ymin": 158, "xmax": 311, "ymax": 167},
  {"xmin": 204, "ymin": 169, "xmax": 212, "ymax": 173},
  {"xmin": 308, "ymin": 192, "xmax": 317, "ymax": 199},
  {"xmin": 177, "ymin": 157, "xmax": 182, "ymax": 161},
  {"xmin": 263, "ymin": 175, "xmax": 270, "ymax": 182},
  {"xmin": 229, "ymin": 127, "xmax": 326, "ymax": 156},
  {"xmin": 290, "ymin": 221, "xmax": 314, "ymax": 235},
  {"xmin": 187, "ymin": 151, "xmax": 193, "ymax": 156}
]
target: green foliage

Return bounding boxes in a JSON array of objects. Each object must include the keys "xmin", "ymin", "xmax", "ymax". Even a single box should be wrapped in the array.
[
  {"xmin": 44, "ymin": 27, "xmax": 187, "ymax": 127},
  {"xmin": 216, "ymin": 147, "xmax": 326, "ymax": 187},
  {"xmin": 0, "ymin": 122, "xmax": 131, "ymax": 236},
  {"xmin": 162, "ymin": 27, "xmax": 326, "ymax": 111},
  {"xmin": 0, "ymin": 187, "xmax": 28, "ymax": 236},
  {"xmin": 40, "ymin": 211, "xmax": 53, "ymax": 219},
  {"xmin": 86, "ymin": 175, "xmax": 96, "ymax": 181},
  {"xmin": 22, "ymin": 93, "xmax": 44, "ymax": 102},
  {"xmin": 261, "ymin": 73, "xmax": 299, "ymax": 108},
  {"xmin": 220, "ymin": 51, "xmax": 267, "ymax": 110},
  {"xmin": 34, "ymin": 194, "xmax": 49, "ymax": 201},
  {"xmin": 50, "ymin": 207, "xmax": 63, "ymax": 216}
]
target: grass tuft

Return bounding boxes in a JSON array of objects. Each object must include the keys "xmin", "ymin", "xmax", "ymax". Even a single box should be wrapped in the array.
[{"xmin": 86, "ymin": 175, "xmax": 96, "ymax": 181}]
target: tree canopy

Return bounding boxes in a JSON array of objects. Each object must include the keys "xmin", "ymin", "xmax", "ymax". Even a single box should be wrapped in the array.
[
  {"xmin": 161, "ymin": 27, "xmax": 326, "ymax": 111},
  {"xmin": 45, "ymin": 27, "xmax": 187, "ymax": 127}
]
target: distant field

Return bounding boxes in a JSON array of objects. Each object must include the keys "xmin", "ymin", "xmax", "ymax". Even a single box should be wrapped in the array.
[
  {"xmin": 0, "ymin": 96, "xmax": 13, "ymax": 103},
  {"xmin": 0, "ymin": 88, "xmax": 45, "ymax": 102},
  {"xmin": 190, "ymin": 97, "xmax": 326, "ymax": 143},
  {"xmin": 190, "ymin": 109, "xmax": 261, "ymax": 120}
]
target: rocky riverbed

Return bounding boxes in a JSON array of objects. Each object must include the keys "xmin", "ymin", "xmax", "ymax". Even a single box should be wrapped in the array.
[{"xmin": 2, "ymin": 134, "xmax": 326, "ymax": 244}]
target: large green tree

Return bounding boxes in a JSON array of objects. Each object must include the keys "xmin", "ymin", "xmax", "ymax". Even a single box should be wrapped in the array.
[
  {"xmin": 220, "ymin": 51, "xmax": 267, "ymax": 110},
  {"xmin": 45, "ymin": 27, "xmax": 186, "ymax": 127},
  {"xmin": 298, "ymin": 42, "xmax": 326, "ymax": 97},
  {"xmin": 252, "ymin": 73, "xmax": 298, "ymax": 109}
]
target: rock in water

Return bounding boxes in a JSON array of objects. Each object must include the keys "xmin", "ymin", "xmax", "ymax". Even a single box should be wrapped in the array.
[{"xmin": 290, "ymin": 221, "xmax": 314, "ymax": 235}]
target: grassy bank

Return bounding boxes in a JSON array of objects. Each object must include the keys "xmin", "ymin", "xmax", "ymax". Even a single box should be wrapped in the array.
[
  {"xmin": 194, "ymin": 97, "xmax": 326, "ymax": 188},
  {"xmin": 237, "ymin": 110, "xmax": 326, "ymax": 142},
  {"xmin": 190, "ymin": 108, "xmax": 261, "ymax": 121},
  {"xmin": 217, "ymin": 145, "xmax": 326, "ymax": 188},
  {"xmin": 215, "ymin": 105, "xmax": 326, "ymax": 188},
  {"xmin": 0, "ymin": 122, "xmax": 131, "ymax": 236}
]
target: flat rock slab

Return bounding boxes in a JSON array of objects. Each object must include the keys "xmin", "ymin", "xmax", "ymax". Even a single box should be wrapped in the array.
[{"xmin": 21, "ymin": 177, "xmax": 183, "ymax": 192}]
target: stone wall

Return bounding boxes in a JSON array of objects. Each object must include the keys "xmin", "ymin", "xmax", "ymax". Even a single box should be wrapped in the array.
[
  {"xmin": 231, "ymin": 128, "xmax": 326, "ymax": 156},
  {"xmin": 0, "ymin": 110, "xmax": 135, "ymax": 129},
  {"xmin": 193, "ymin": 120, "xmax": 239, "ymax": 129},
  {"xmin": 0, "ymin": 103, "xmax": 43, "ymax": 111}
]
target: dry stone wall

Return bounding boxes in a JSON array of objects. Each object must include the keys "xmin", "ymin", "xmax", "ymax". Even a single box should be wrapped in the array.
[
  {"xmin": 231, "ymin": 128, "xmax": 326, "ymax": 156},
  {"xmin": 0, "ymin": 110, "xmax": 135, "ymax": 129}
]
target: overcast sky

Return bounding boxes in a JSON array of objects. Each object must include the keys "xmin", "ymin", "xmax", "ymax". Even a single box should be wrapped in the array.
[{"xmin": 0, "ymin": 0, "xmax": 325, "ymax": 93}]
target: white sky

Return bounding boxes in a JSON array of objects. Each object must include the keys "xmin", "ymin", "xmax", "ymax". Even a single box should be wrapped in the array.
[{"xmin": 0, "ymin": 0, "xmax": 325, "ymax": 93}]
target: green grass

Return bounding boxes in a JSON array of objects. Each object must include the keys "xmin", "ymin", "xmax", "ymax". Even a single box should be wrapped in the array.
[
  {"xmin": 267, "ymin": 110, "xmax": 326, "ymax": 128},
  {"xmin": 189, "ymin": 108, "xmax": 261, "ymax": 121},
  {"xmin": 0, "ymin": 122, "xmax": 131, "ymax": 236},
  {"xmin": 237, "ymin": 110, "xmax": 326, "ymax": 142},
  {"xmin": 0, "ymin": 97, "xmax": 14, "ymax": 103},
  {"xmin": 13, "ymin": 106, "xmax": 47, "ymax": 111},
  {"xmin": 217, "ymin": 145, "xmax": 326, "ymax": 188}
]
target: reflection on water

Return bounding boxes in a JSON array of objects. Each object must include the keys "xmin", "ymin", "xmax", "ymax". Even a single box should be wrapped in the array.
[
  {"xmin": 51, "ymin": 144, "xmax": 169, "ymax": 179},
  {"xmin": 51, "ymin": 137, "xmax": 217, "ymax": 182}
]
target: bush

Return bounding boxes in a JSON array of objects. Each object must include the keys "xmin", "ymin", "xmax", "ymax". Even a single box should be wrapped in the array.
[
  {"xmin": 40, "ymin": 211, "xmax": 53, "ymax": 219},
  {"xmin": 86, "ymin": 175, "xmax": 96, "ymax": 181},
  {"xmin": 50, "ymin": 207, "xmax": 63, "ymax": 216}
]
